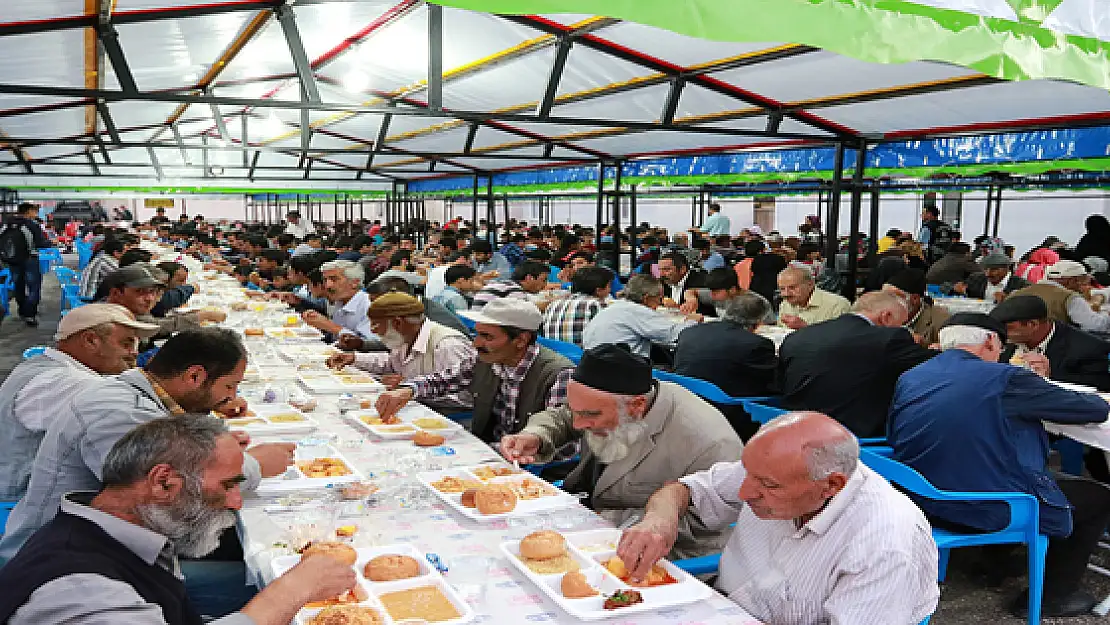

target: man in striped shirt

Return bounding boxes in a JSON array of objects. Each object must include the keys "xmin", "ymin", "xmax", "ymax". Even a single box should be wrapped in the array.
[
  {"xmin": 618, "ymin": 411, "xmax": 939, "ymax": 625},
  {"xmin": 78, "ymin": 238, "xmax": 126, "ymax": 298}
]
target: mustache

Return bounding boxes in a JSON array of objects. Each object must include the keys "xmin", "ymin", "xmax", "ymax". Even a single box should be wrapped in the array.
[{"xmin": 476, "ymin": 347, "xmax": 490, "ymax": 354}]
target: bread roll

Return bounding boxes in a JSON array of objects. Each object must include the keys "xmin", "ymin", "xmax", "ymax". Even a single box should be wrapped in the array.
[
  {"xmin": 301, "ymin": 541, "xmax": 357, "ymax": 566},
  {"xmin": 519, "ymin": 530, "xmax": 566, "ymax": 561},
  {"xmin": 474, "ymin": 484, "xmax": 517, "ymax": 514},
  {"xmin": 364, "ymin": 554, "xmax": 422, "ymax": 581},
  {"xmin": 412, "ymin": 431, "xmax": 445, "ymax": 447}
]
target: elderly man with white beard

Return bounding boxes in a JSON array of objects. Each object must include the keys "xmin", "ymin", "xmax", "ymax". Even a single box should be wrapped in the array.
[
  {"xmin": 500, "ymin": 343, "xmax": 743, "ymax": 559},
  {"xmin": 0, "ymin": 416, "xmax": 359, "ymax": 625},
  {"xmin": 326, "ymin": 292, "xmax": 476, "ymax": 412}
]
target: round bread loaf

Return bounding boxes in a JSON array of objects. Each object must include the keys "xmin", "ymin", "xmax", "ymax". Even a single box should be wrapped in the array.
[
  {"xmin": 474, "ymin": 484, "xmax": 518, "ymax": 514},
  {"xmin": 412, "ymin": 431, "xmax": 445, "ymax": 447},
  {"xmin": 364, "ymin": 554, "xmax": 422, "ymax": 581},
  {"xmin": 519, "ymin": 530, "xmax": 566, "ymax": 561},
  {"xmin": 301, "ymin": 541, "xmax": 357, "ymax": 566}
]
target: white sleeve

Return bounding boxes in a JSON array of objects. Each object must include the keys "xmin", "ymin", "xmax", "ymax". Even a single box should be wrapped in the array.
[
  {"xmin": 679, "ymin": 460, "xmax": 746, "ymax": 531},
  {"xmin": 1067, "ymin": 296, "xmax": 1110, "ymax": 333}
]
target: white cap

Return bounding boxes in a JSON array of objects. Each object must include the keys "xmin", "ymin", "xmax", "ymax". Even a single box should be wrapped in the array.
[
  {"xmin": 1046, "ymin": 260, "xmax": 1088, "ymax": 279},
  {"xmin": 55, "ymin": 303, "xmax": 160, "ymax": 341},
  {"xmin": 458, "ymin": 298, "xmax": 542, "ymax": 331}
]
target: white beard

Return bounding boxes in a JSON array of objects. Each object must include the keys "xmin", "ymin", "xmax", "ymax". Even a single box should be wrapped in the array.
[
  {"xmin": 381, "ymin": 326, "xmax": 408, "ymax": 351},
  {"xmin": 585, "ymin": 417, "xmax": 651, "ymax": 464},
  {"xmin": 136, "ymin": 486, "xmax": 237, "ymax": 559}
]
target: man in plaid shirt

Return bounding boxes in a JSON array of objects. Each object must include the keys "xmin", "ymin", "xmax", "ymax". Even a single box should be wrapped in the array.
[
  {"xmin": 541, "ymin": 266, "xmax": 612, "ymax": 345},
  {"xmin": 375, "ymin": 299, "xmax": 574, "ymax": 443},
  {"xmin": 78, "ymin": 238, "xmax": 127, "ymax": 298}
]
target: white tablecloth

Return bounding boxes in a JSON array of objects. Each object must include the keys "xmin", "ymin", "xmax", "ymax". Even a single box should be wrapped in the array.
[
  {"xmin": 933, "ymin": 297, "xmax": 995, "ymax": 314},
  {"xmin": 203, "ymin": 278, "xmax": 760, "ymax": 625}
]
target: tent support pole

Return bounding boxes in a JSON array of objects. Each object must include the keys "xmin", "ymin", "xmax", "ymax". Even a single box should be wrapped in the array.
[
  {"xmin": 611, "ymin": 162, "xmax": 622, "ymax": 272},
  {"xmin": 824, "ymin": 143, "xmax": 846, "ymax": 265},
  {"xmin": 992, "ymin": 186, "xmax": 1003, "ymax": 238},
  {"xmin": 867, "ymin": 181, "xmax": 881, "ymax": 269},
  {"xmin": 595, "ymin": 162, "xmax": 605, "ymax": 252},
  {"xmin": 843, "ymin": 143, "xmax": 868, "ymax": 302}
]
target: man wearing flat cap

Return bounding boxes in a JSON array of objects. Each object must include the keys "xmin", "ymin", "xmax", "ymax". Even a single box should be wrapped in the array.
[
  {"xmin": 375, "ymin": 298, "xmax": 574, "ymax": 443},
  {"xmin": 1010, "ymin": 259, "xmax": 1110, "ymax": 333},
  {"xmin": 499, "ymin": 343, "xmax": 742, "ymax": 559},
  {"xmin": 991, "ymin": 294, "xmax": 1110, "ymax": 391},
  {"xmin": 889, "ymin": 313, "xmax": 1110, "ymax": 618},
  {"xmin": 953, "ymin": 251, "xmax": 1028, "ymax": 303},
  {"xmin": 882, "ymin": 268, "xmax": 950, "ymax": 345},
  {"xmin": 98, "ymin": 262, "xmax": 224, "ymax": 344},
  {"xmin": 327, "ymin": 293, "xmax": 475, "ymax": 412}
]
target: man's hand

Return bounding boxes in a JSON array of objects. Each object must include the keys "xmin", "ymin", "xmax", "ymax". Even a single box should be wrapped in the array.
[
  {"xmin": 284, "ymin": 554, "xmax": 360, "ymax": 604},
  {"xmin": 326, "ymin": 353, "xmax": 357, "ymax": 370},
  {"xmin": 198, "ymin": 309, "xmax": 228, "ymax": 324},
  {"xmin": 272, "ymin": 291, "xmax": 299, "ymax": 304},
  {"xmin": 952, "ymin": 282, "xmax": 968, "ymax": 295},
  {"xmin": 993, "ymin": 291, "xmax": 1008, "ymax": 304},
  {"xmin": 617, "ymin": 515, "xmax": 680, "ymax": 583},
  {"xmin": 499, "ymin": 433, "xmax": 542, "ymax": 465},
  {"xmin": 683, "ymin": 313, "xmax": 705, "ymax": 324},
  {"xmin": 661, "ymin": 297, "xmax": 679, "ymax": 309},
  {"xmin": 380, "ymin": 374, "xmax": 403, "ymax": 389},
  {"xmin": 678, "ymin": 298, "xmax": 698, "ymax": 315},
  {"xmin": 335, "ymin": 334, "xmax": 365, "ymax": 351},
  {"xmin": 247, "ymin": 443, "xmax": 297, "ymax": 478},
  {"xmin": 375, "ymin": 388, "xmax": 414, "ymax": 420},
  {"xmin": 216, "ymin": 396, "xmax": 249, "ymax": 418},
  {"xmin": 780, "ymin": 314, "xmax": 808, "ymax": 330},
  {"xmin": 1022, "ymin": 352, "xmax": 1052, "ymax": 378},
  {"xmin": 301, "ymin": 310, "xmax": 335, "ymax": 332}
]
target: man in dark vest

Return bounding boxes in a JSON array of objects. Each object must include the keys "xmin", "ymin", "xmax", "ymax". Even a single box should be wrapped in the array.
[
  {"xmin": 0, "ymin": 416, "xmax": 358, "ymax": 624},
  {"xmin": 375, "ymin": 298, "xmax": 574, "ymax": 442}
]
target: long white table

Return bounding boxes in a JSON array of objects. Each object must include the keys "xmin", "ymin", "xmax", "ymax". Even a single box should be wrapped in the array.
[{"xmin": 196, "ymin": 278, "xmax": 760, "ymax": 625}]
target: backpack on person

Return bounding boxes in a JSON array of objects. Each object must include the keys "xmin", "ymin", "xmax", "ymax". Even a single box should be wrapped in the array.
[
  {"xmin": 926, "ymin": 220, "xmax": 954, "ymax": 262},
  {"xmin": 0, "ymin": 222, "xmax": 33, "ymax": 264}
]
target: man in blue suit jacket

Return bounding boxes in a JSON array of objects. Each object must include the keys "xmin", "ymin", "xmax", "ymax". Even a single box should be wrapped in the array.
[{"xmin": 888, "ymin": 312, "xmax": 1110, "ymax": 618}]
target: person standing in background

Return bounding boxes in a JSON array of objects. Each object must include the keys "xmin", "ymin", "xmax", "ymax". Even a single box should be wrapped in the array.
[{"xmin": 0, "ymin": 203, "xmax": 51, "ymax": 327}]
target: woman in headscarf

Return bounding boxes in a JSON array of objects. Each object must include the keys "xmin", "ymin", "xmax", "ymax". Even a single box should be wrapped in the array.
[
  {"xmin": 1015, "ymin": 247, "xmax": 1060, "ymax": 283},
  {"xmin": 1074, "ymin": 215, "xmax": 1110, "ymax": 266}
]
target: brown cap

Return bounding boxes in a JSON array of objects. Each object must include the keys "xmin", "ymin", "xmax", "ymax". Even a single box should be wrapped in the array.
[{"xmin": 367, "ymin": 292, "xmax": 425, "ymax": 319}]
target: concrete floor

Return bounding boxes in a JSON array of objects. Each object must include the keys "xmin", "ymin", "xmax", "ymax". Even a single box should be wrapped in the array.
[
  {"xmin": 3, "ymin": 263, "xmax": 1109, "ymax": 623},
  {"xmin": 0, "ymin": 269, "xmax": 63, "ymax": 379}
]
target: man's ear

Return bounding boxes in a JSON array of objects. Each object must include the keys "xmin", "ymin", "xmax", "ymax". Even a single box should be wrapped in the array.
[
  {"xmin": 184, "ymin": 364, "xmax": 209, "ymax": 388},
  {"xmin": 821, "ymin": 472, "xmax": 849, "ymax": 500},
  {"xmin": 146, "ymin": 463, "xmax": 185, "ymax": 504}
]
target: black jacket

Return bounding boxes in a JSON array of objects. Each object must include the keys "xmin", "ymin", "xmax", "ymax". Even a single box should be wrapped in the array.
[
  {"xmin": 778, "ymin": 314, "xmax": 936, "ymax": 437},
  {"xmin": 1000, "ymin": 322, "xmax": 1110, "ymax": 391},
  {"xmin": 750, "ymin": 253, "xmax": 787, "ymax": 305},
  {"xmin": 674, "ymin": 321, "xmax": 777, "ymax": 441},
  {"xmin": 964, "ymin": 273, "xmax": 1029, "ymax": 299},
  {"xmin": 664, "ymin": 269, "xmax": 714, "ymax": 317}
]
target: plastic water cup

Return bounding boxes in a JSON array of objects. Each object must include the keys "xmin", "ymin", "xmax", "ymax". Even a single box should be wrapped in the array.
[{"xmin": 447, "ymin": 555, "xmax": 495, "ymax": 606}]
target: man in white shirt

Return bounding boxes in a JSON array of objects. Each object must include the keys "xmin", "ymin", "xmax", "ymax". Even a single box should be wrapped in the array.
[
  {"xmin": 283, "ymin": 210, "xmax": 315, "ymax": 241},
  {"xmin": 582, "ymin": 274, "xmax": 701, "ymax": 357},
  {"xmin": 617, "ymin": 411, "xmax": 939, "ymax": 625},
  {"xmin": 302, "ymin": 260, "xmax": 374, "ymax": 341},
  {"xmin": 0, "ymin": 304, "xmax": 159, "ymax": 500}
]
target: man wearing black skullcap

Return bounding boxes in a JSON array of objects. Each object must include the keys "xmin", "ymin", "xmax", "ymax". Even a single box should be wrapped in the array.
[
  {"xmin": 882, "ymin": 268, "xmax": 950, "ymax": 345},
  {"xmin": 991, "ymin": 295, "xmax": 1110, "ymax": 392},
  {"xmin": 889, "ymin": 313, "xmax": 1110, "ymax": 618},
  {"xmin": 499, "ymin": 343, "xmax": 742, "ymax": 559}
]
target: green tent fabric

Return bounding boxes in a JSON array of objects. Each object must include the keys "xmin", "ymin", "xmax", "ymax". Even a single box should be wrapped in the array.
[{"xmin": 433, "ymin": 0, "xmax": 1110, "ymax": 89}]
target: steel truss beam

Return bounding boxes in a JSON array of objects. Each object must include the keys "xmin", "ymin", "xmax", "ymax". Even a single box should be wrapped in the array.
[
  {"xmin": 95, "ymin": 19, "xmax": 138, "ymax": 95},
  {"xmin": 427, "ymin": 4, "xmax": 443, "ymax": 112},
  {"xmin": 501, "ymin": 15, "xmax": 852, "ymax": 138},
  {"xmin": 536, "ymin": 37, "xmax": 573, "ymax": 118},
  {"xmin": 0, "ymin": 1, "xmax": 282, "ymax": 37},
  {"xmin": 95, "ymin": 100, "xmax": 121, "ymax": 145},
  {"xmin": 146, "ymin": 145, "xmax": 163, "ymax": 180},
  {"xmin": 358, "ymin": 112, "xmax": 392, "ymax": 180}
]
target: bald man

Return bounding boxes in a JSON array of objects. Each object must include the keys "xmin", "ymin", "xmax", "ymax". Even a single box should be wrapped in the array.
[
  {"xmin": 618, "ymin": 412, "xmax": 939, "ymax": 625},
  {"xmin": 777, "ymin": 266, "xmax": 850, "ymax": 330}
]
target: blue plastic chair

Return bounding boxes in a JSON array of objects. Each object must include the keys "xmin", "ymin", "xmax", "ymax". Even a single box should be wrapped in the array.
[
  {"xmin": 38, "ymin": 247, "xmax": 63, "ymax": 274},
  {"xmin": 860, "ymin": 449, "xmax": 1047, "ymax": 624},
  {"xmin": 651, "ymin": 370, "xmax": 776, "ymax": 407},
  {"xmin": 0, "ymin": 501, "xmax": 14, "ymax": 537},
  {"xmin": 22, "ymin": 345, "xmax": 47, "ymax": 359},
  {"xmin": 0, "ymin": 267, "xmax": 12, "ymax": 319},
  {"xmin": 75, "ymin": 241, "xmax": 94, "ymax": 270},
  {"xmin": 54, "ymin": 265, "xmax": 79, "ymax": 285},
  {"xmin": 743, "ymin": 401, "xmax": 788, "ymax": 424},
  {"xmin": 536, "ymin": 336, "xmax": 584, "ymax": 364},
  {"xmin": 61, "ymin": 283, "xmax": 89, "ymax": 315}
]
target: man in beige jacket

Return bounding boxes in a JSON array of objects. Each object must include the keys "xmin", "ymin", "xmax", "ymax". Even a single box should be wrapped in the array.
[{"xmin": 501, "ymin": 343, "xmax": 743, "ymax": 559}]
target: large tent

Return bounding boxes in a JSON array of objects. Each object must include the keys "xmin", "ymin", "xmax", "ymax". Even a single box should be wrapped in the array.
[{"xmin": 0, "ymin": 0, "xmax": 1107, "ymax": 195}]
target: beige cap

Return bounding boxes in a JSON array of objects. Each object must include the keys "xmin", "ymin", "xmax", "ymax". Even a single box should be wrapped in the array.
[
  {"xmin": 55, "ymin": 303, "xmax": 160, "ymax": 341},
  {"xmin": 458, "ymin": 298, "xmax": 542, "ymax": 331}
]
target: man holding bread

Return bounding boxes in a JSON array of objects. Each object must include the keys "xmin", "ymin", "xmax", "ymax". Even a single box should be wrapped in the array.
[{"xmin": 500, "ymin": 343, "xmax": 743, "ymax": 559}]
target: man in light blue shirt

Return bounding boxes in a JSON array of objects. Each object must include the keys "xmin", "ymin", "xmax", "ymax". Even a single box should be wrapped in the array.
[
  {"xmin": 471, "ymin": 239, "xmax": 511, "ymax": 278},
  {"xmin": 697, "ymin": 203, "xmax": 731, "ymax": 237},
  {"xmin": 582, "ymin": 274, "xmax": 703, "ymax": 357},
  {"xmin": 302, "ymin": 260, "xmax": 374, "ymax": 341}
]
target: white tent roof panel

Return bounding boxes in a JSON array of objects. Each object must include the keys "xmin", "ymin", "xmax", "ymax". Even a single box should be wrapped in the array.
[
  {"xmin": 712, "ymin": 52, "xmax": 982, "ymax": 105},
  {"xmin": 553, "ymin": 82, "xmax": 672, "ymax": 122},
  {"xmin": 390, "ymin": 126, "xmax": 471, "ymax": 152},
  {"xmin": 107, "ymin": 101, "xmax": 183, "ymax": 130},
  {"xmin": 819, "ymin": 80, "xmax": 1110, "ymax": 134},
  {"xmin": 218, "ymin": 18, "xmax": 296, "ymax": 83},
  {"xmin": 3, "ymin": 0, "xmax": 83, "ymax": 21},
  {"xmin": 4, "ymin": 108, "xmax": 84, "ymax": 141},
  {"xmin": 0, "ymin": 30, "xmax": 84, "ymax": 89},
  {"xmin": 442, "ymin": 54, "xmax": 550, "ymax": 112},
  {"xmin": 556, "ymin": 45, "xmax": 657, "ymax": 99},
  {"xmin": 571, "ymin": 129, "xmax": 772, "ymax": 156},
  {"xmin": 328, "ymin": 114, "xmax": 385, "ymax": 142},
  {"xmin": 600, "ymin": 23, "xmax": 784, "ymax": 68},
  {"xmin": 113, "ymin": 15, "xmax": 242, "ymax": 91}
]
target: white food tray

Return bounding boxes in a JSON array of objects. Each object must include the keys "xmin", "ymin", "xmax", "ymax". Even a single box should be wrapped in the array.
[
  {"xmin": 255, "ymin": 444, "xmax": 363, "ymax": 495},
  {"xmin": 280, "ymin": 343, "xmax": 341, "ymax": 364},
  {"xmin": 263, "ymin": 326, "xmax": 324, "ymax": 341},
  {"xmin": 347, "ymin": 409, "xmax": 464, "ymax": 441},
  {"xmin": 500, "ymin": 529, "xmax": 711, "ymax": 621},
  {"xmin": 418, "ymin": 465, "xmax": 577, "ymax": 521},
  {"xmin": 225, "ymin": 404, "xmax": 317, "ymax": 435},
  {"xmin": 298, "ymin": 369, "xmax": 386, "ymax": 393},
  {"xmin": 271, "ymin": 544, "xmax": 474, "ymax": 625}
]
